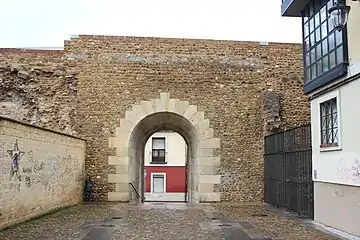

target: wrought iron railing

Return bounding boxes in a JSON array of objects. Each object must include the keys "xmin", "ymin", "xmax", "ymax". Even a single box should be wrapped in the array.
[
  {"xmin": 264, "ymin": 123, "xmax": 314, "ymax": 219},
  {"xmin": 129, "ymin": 182, "xmax": 140, "ymax": 199}
]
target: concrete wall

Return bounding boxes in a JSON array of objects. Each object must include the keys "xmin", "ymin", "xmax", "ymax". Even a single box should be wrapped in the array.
[
  {"xmin": 311, "ymin": 74, "xmax": 360, "ymax": 236},
  {"xmin": 0, "ymin": 117, "xmax": 86, "ymax": 230},
  {"xmin": 144, "ymin": 131, "xmax": 186, "ymax": 166}
]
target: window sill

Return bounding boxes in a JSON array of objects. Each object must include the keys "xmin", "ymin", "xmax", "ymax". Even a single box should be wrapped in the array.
[
  {"xmin": 150, "ymin": 162, "xmax": 167, "ymax": 165},
  {"xmin": 320, "ymin": 143, "xmax": 342, "ymax": 152},
  {"xmin": 304, "ymin": 63, "xmax": 348, "ymax": 94}
]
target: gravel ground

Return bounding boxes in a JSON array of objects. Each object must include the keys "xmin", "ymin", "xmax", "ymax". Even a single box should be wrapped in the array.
[{"xmin": 0, "ymin": 202, "xmax": 342, "ymax": 240}]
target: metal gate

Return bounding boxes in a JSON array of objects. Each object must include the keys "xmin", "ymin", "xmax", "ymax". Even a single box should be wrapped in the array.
[{"xmin": 264, "ymin": 123, "xmax": 314, "ymax": 219}]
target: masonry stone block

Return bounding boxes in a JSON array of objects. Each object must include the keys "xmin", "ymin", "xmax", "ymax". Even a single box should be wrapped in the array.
[
  {"xmin": 199, "ymin": 175, "xmax": 221, "ymax": 184},
  {"xmin": 116, "ymin": 147, "xmax": 135, "ymax": 157},
  {"xmin": 175, "ymin": 101, "xmax": 189, "ymax": 115},
  {"xmin": 198, "ymin": 183, "xmax": 214, "ymax": 193},
  {"xmin": 190, "ymin": 111, "xmax": 204, "ymax": 126},
  {"xmin": 115, "ymin": 183, "xmax": 130, "ymax": 192},
  {"xmin": 198, "ymin": 138, "xmax": 220, "ymax": 148},
  {"xmin": 108, "ymin": 192, "xmax": 130, "ymax": 202},
  {"xmin": 195, "ymin": 157, "xmax": 220, "ymax": 166},
  {"xmin": 108, "ymin": 156, "xmax": 130, "ymax": 166},
  {"xmin": 115, "ymin": 165, "xmax": 129, "ymax": 174},
  {"xmin": 120, "ymin": 119, "xmax": 135, "ymax": 133},
  {"xmin": 160, "ymin": 92, "xmax": 170, "ymax": 110},
  {"xmin": 132, "ymin": 104, "xmax": 146, "ymax": 122},
  {"xmin": 108, "ymin": 174, "xmax": 129, "ymax": 183},
  {"xmin": 141, "ymin": 101, "xmax": 154, "ymax": 115},
  {"xmin": 168, "ymin": 98, "xmax": 180, "ymax": 112},
  {"xmin": 198, "ymin": 128, "xmax": 214, "ymax": 140},
  {"xmin": 194, "ymin": 148, "xmax": 214, "ymax": 158},
  {"xmin": 183, "ymin": 105, "xmax": 198, "ymax": 121},
  {"xmin": 125, "ymin": 110, "xmax": 141, "ymax": 126},
  {"xmin": 199, "ymin": 193, "xmax": 221, "ymax": 202}
]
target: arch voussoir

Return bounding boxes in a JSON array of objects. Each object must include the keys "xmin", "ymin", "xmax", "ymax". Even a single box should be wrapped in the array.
[
  {"xmin": 141, "ymin": 101, "xmax": 154, "ymax": 115},
  {"xmin": 183, "ymin": 105, "xmax": 198, "ymax": 120}
]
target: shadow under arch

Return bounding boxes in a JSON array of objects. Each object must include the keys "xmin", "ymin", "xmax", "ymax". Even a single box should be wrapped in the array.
[{"xmin": 108, "ymin": 93, "xmax": 221, "ymax": 203}]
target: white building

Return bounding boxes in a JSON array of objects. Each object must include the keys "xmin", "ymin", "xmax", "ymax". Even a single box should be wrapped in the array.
[
  {"xmin": 281, "ymin": 0, "xmax": 360, "ymax": 236},
  {"xmin": 143, "ymin": 131, "xmax": 187, "ymax": 202}
]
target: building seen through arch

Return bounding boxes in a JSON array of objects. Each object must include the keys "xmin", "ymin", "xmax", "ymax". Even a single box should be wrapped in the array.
[{"xmin": 144, "ymin": 130, "xmax": 187, "ymax": 202}]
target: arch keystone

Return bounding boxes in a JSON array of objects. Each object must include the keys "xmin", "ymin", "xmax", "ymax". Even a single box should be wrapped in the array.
[{"xmin": 160, "ymin": 92, "xmax": 170, "ymax": 110}]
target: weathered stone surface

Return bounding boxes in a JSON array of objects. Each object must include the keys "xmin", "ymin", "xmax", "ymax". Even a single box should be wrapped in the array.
[
  {"xmin": 0, "ymin": 36, "xmax": 310, "ymax": 202},
  {"xmin": 17, "ymin": 70, "xmax": 29, "ymax": 79},
  {"xmin": 0, "ymin": 50, "xmax": 78, "ymax": 135},
  {"xmin": 263, "ymin": 91, "xmax": 281, "ymax": 134}
]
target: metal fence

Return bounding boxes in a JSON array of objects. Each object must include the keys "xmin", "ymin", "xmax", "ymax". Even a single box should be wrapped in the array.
[{"xmin": 264, "ymin": 123, "xmax": 314, "ymax": 219}]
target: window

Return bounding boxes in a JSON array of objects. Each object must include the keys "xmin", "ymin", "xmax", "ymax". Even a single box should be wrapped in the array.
[
  {"xmin": 302, "ymin": 0, "xmax": 348, "ymax": 93},
  {"xmin": 320, "ymin": 97, "xmax": 339, "ymax": 147},
  {"xmin": 151, "ymin": 137, "xmax": 166, "ymax": 163},
  {"xmin": 152, "ymin": 174, "xmax": 166, "ymax": 193}
]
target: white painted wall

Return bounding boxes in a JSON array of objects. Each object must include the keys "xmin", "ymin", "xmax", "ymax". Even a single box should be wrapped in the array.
[
  {"xmin": 311, "ymin": 78, "xmax": 360, "ymax": 186},
  {"xmin": 144, "ymin": 131, "xmax": 186, "ymax": 166}
]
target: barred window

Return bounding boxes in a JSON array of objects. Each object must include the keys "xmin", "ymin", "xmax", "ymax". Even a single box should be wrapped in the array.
[{"xmin": 320, "ymin": 97, "xmax": 339, "ymax": 146}]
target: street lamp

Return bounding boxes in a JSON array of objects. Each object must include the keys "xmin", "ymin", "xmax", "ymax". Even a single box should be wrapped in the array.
[{"xmin": 328, "ymin": 0, "xmax": 352, "ymax": 31}]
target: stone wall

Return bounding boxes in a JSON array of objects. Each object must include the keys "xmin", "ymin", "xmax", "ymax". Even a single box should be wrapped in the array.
[
  {"xmin": 0, "ymin": 36, "xmax": 310, "ymax": 203},
  {"xmin": 65, "ymin": 35, "xmax": 310, "ymax": 202},
  {"xmin": 0, "ymin": 117, "xmax": 86, "ymax": 230},
  {"xmin": 0, "ymin": 49, "xmax": 79, "ymax": 135}
]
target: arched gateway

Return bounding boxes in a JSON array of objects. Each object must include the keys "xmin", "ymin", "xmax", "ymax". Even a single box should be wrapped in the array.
[{"xmin": 107, "ymin": 92, "xmax": 221, "ymax": 203}]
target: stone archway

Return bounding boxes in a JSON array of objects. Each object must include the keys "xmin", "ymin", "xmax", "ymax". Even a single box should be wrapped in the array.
[{"xmin": 107, "ymin": 93, "xmax": 221, "ymax": 203}]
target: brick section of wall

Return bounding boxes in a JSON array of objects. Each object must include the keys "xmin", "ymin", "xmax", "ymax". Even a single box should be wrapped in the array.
[
  {"xmin": 0, "ymin": 35, "xmax": 310, "ymax": 203},
  {"xmin": 65, "ymin": 35, "xmax": 310, "ymax": 202},
  {"xmin": 0, "ymin": 117, "xmax": 86, "ymax": 230},
  {"xmin": 0, "ymin": 50, "xmax": 79, "ymax": 135}
]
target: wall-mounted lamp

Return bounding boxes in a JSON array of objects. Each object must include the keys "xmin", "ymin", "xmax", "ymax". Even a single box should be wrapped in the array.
[{"xmin": 328, "ymin": 0, "xmax": 354, "ymax": 31}]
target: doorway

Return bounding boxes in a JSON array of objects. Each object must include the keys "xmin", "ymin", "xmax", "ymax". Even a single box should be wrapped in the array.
[{"xmin": 142, "ymin": 131, "xmax": 188, "ymax": 202}]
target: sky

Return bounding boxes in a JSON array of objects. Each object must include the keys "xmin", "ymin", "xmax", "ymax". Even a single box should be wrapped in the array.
[{"xmin": 0, "ymin": 0, "xmax": 302, "ymax": 48}]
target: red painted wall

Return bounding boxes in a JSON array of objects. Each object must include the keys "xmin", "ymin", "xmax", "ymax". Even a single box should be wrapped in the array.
[{"xmin": 145, "ymin": 166, "xmax": 186, "ymax": 192}]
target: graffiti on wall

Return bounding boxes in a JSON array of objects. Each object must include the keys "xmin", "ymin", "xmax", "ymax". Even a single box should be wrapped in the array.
[
  {"xmin": 337, "ymin": 157, "xmax": 360, "ymax": 185},
  {"xmin": 7, "ymin": 140, "xmax": 25, "ymax": 181},
  {"xmin": 2, "ymin": 139, "xmax": 83, "ymax": 193}
]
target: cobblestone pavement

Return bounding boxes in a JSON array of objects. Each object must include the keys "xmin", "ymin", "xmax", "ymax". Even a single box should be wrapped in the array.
[{"xmin": 0, "ymin": 202, "xmax": 342, "ymax": 240}]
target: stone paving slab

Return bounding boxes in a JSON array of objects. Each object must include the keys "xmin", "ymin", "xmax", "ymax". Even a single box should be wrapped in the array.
[{"xmin": 0, "ymin": 202, "xmax": 344, "ymax": 240}]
